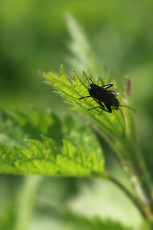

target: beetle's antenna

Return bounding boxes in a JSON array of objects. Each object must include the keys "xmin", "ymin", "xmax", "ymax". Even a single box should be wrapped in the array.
[
  {"xmin": 120, "ymin": 105, "xmax": 136, "ymax": 113},
  {"xmin": 119, "ymin": 108, "xmax": 126, "ymax": 137}
]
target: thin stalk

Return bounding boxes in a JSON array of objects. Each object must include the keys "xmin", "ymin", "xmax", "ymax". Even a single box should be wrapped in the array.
[
  {"xmin": 106, "ymin": 174, "xmax": 149, "ymax": 220},
  {"xmin": 122, "ymin": 76, "xmax": 153, "ymax": 215}
]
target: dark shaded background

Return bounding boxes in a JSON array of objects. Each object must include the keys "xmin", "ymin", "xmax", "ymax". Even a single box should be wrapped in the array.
[{"xmin": 0, "ymin": 0, "xmax": 153, "ymax": 229}]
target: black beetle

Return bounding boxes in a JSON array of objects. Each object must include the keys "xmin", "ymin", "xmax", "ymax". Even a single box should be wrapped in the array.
[
  {"xmin": 79, "ymin": 79, "xmax": 134, "ymax": 113},
  {"xmin": 80, "ymin": 83, "xmax": 119, "ymax": 113},
  {"xmin": 79, "ymin": 79, "xmax": 135, "ymax": 135}
]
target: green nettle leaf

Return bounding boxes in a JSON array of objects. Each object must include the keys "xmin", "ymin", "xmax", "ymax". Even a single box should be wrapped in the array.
[
  {"xmin": 43, "ymin": 66, "xmax": 153, "ymax": 219},
  {"xmin": 43, "ymin": 66, "xmax": 126, "ymax": 152},
  {"xmin": 61, "ymin": 15, "xmax": 153, "ymax": 223},
  {"xmin": 0, "ymin": 108, "xmax": 63, "ymax": 147},
  {"xmin": 0, "ymin": 107, "xmax": 104, "ymax": 177},
  {"xmin": 14, "ymin": 108, "xmax": 63, "ymax": 144},
  {"xmin": 0, "ymin": 137, "xmax": 104, "ymax": 176},
  {"xmin": 43, "ymin": 67, "xmax": 137, "ymax": 180},
  {"xmin": 0, "ymin": 109, "xmax": 28, "ymax": 148},
  {"xmin": 63, "ymin": 115, "xmax": 102, "ymax": 156},
  {"xmin": 43, "ymin": 67, "xmax": 123, "ymax": 138}
]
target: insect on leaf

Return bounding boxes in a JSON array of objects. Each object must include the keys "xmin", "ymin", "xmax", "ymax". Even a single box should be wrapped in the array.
[{"xmin": 43, "ymin": 66, "xmax": 125, "ymax": 141}]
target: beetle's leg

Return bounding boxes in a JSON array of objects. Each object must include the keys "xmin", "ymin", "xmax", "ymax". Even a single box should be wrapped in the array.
[
  {"xmin": 102, "ymin": 84, "xmax": 113, "ymax": 89},
  {"xmin": 79, "ymin": 96, "xmax": 91, "ymax": 99},
  {"xmin": 98, "ymin": 101, "xmax": 112, "ymax": 113},
  {"xmin": 87, "ymin": 101, "xmax": 111, "ymax": 115},
  {"xmin": 105, "ymin": 105, "xmax": 112, "ymax": 113},
  {"xmin": 87, "ymin": 106, "xmax": 101, "ymax": 111},
  {"xmin": 90, "ymin": 98, "xmax": 108, "ymax": 113},
  {"xmin": 87, "ymin": 106, "xmax": 104, "ymax": 116}
]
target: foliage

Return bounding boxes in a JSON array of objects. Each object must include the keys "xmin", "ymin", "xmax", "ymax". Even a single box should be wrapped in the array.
[
  {"xmin": 43, "ymin": 65, "xmax": 152, "ymax": 203},
  {"xmin": 0, "ymin": 138, "xmax": 104, "ymax": 176},
  {"xmin": 62, "ymin": 214, "xmax": 133, "ymax": 230},
  {"xmin": 0, "ymin": 7, "xmax": 153, "ymax": 230},
  {"xmin": 0, "ymin": 109, "xmax": 104, "ymax": 177}
]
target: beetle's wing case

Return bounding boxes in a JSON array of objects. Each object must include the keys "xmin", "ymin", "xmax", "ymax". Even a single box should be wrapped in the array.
[{"xmin": 89, "ymin": 84, "xmax": 117, "ymax": 106}]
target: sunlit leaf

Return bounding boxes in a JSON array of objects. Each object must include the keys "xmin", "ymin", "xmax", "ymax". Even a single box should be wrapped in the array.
[
  {"xmin": 43, "ymin": 66, "xmax": 124, "ymax": 141},
  {"xmin": 0, "ymin": 137, "xmax": 104, "ymax": 177}
]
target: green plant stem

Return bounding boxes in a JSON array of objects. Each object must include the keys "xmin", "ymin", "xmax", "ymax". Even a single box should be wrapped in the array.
[
  {"xmin": 118, "ymin": 138, "xmax": 153, "ymax": 217},
  {"xmin": 122, "ymin": 77, "xmax": 153, "ymax": 217},
  {"xmin": 106, "ymin": 174, "xmax": 149, "ymax": 220},
  {"xmin": 93, "ymin": 115, "xmax": 153, "ymax": 219},
  {"xmin": 14, "ymin": 176, "xmax": 42, "ymax": 230}
]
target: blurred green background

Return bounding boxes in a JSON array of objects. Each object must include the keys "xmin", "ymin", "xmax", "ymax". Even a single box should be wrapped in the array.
[{"xmin": 0, "ymin": 0, "xmax": 153, "ymax": 229}]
